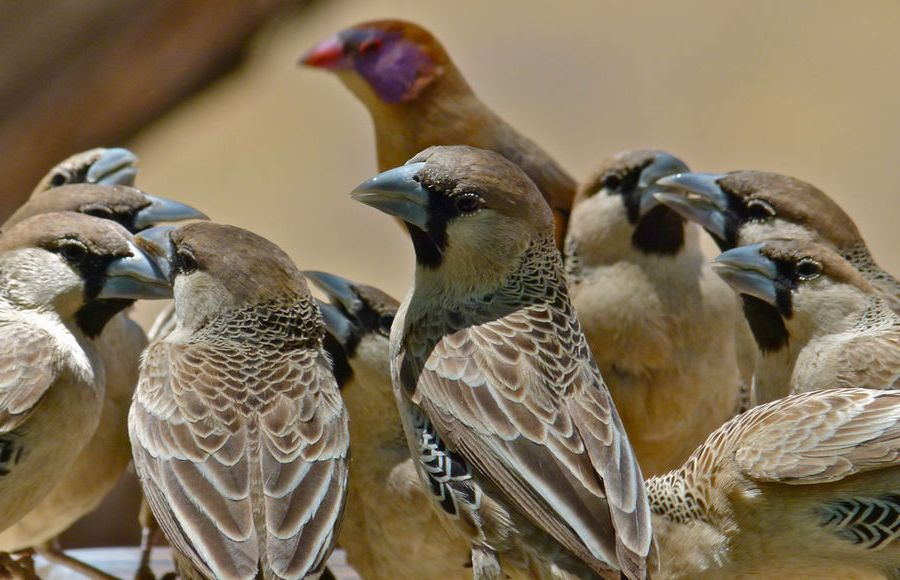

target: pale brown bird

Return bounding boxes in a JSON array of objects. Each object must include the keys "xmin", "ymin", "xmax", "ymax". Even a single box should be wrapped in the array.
[
  {"xmin": 0, "ymin": 184, "xmax": 205, "ymax": 570},
  {"xmin": 131, "ymin": 223, "xmax": 349, "ymax": 579},
  {"xmin": 31, "ymin": 147, "xmax": 138, "ymax": 194},
  {"xmin": 0, "ymin": 212, "xmax": 168, "ymax": 533},
  {"xmin": 565, "ymin": 150, "xmax": 749, "ymax": 476},
  {"xmin": 712, "ymin": 239, "xmax": 899, "ymax": 405},
  {"xmin": 647, "ymin": 388, "xmax": 900, "ymax": 579},
  {"xmin": 300, "ymin": 19, "xmax": 576, "ymax": 248},
  {"xmin": 655, "ymin": 170, "xmax": 900, "ymax": 311},
  {"xmin": 306, "ymin": 271, "xmax": 473, "ymax": 580},
  {"xmin": 352, "ymin": 145, "xmax": 654, "ymax": 579}
]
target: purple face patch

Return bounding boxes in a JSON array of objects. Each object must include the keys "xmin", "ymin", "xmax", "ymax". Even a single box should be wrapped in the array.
[{"xmin": 353, "ymin": 36, "xmax": 434, "ymax": 104}]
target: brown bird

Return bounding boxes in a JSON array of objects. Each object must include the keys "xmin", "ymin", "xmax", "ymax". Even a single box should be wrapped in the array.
[
  {"xmin": 565, "ymin": 150, "xmax": 750, "ymax": 476},
  {"xmin": 712, "ymin": 239, "xmax": 899, "ymax": 405},
  {"xmin": 0, "ymin": 212, "xmax": 168, "ymax": 533},
  {"xmin": 655, "ymin": 170, "xmax": 900, "ymax": 311},
  {"xmin": 306, "ymin": 271, "xmax": 474, "ymax": 580},
  {"xmin": 647, "ymin": 388, "xmax": 900, "ymax": 579},
  {"xmin": 31, "ymin": 147, "xmax": 138, "ymax": 194},
  {"xmin": 0, "ymin": 184, "xmax": 205, "ymax": 571},
  {"xmin": 352, "ymin": 145, "xmax": 654, "ymax": 579},
  {"xmin": 131, "ymin": 223, "xmax": 349, "ymax": 579},
  {"xmin": 300, "ymin": 19, "xmax": 576, "ymax": 248}
]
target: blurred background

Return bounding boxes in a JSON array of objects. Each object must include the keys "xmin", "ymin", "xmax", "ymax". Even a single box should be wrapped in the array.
[{"xmin": 2, "ymin": 0, "xmax": 897, "ymax": 549}]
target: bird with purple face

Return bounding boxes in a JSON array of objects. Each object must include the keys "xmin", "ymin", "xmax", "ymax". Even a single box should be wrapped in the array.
[
  {"xmin": 0, "ymin": 212, "xmax": 168, "ymax": 535},
  {"xmin": 565, "ymin": 150, "xmax": 751, "ymax": 476},
  {"xmin": 655, "ymin": 170, "xmax": 900, "ymax": 312},
  {"xmin": 647, "ymin": 388, "xmax": 900, "ymax": 578},
  {"xmin": 712, "ymin": 239, "xmax": 899, "ymax": 405},
  {"xmin": 352, "ymin": 145, "xmax": 654, "ymax": 579},
  {"xmin": 131, "ymin": 222, "xmax": 349, "ymax": 580},
  {"xmin": 307, "ymin": 271, "xmax": 474, "ymax": 580},
  {"xmin": 300, "ymin": 19, "xmax": 576, "ymax": 249}
]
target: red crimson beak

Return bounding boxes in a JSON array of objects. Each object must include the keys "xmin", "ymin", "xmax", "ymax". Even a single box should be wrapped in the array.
[{"xmin": 299, "ymin": 35, "xmax": 346, "ymax": 69}]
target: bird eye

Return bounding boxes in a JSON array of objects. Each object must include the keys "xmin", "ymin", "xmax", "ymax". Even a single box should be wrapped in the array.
[
  {"xmin": 746, "ymin": 199, "xmax": 776, "ymax": 220},
  {"xmin": 795, "ymin": 258, "xmax": 822, "ymax": 281},
  {"xmin": 602, "ymin": 173, "xmax": 622, "ymax": 191},
  {"xmin": 174, "ymin": 249, "xmax": 198, "ymax": 274},
  {"xmin": 454, "ymin": 193, "xmax": 483, "ymax": 215},
  {"xmin": 57, "ymin": 240, "xmax": 87, "ymax": 263},
  {"xmin": 378, "ymin": 314, "xmax": 395, "ymax": 333},
  {"xmin": 358, "ymin": 37, "xmax": 382, "ymax": 55},
  {"xmin": 50, "ymin": 171, "xmax": 70, "ymax": 187}
]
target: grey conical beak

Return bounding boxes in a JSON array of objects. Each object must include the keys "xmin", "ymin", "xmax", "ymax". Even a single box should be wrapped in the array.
[
  {"xmin": 711, "ymin": 243, "xmax": 779, "ymax": 305},
  {"xmin": 351, "ymin": 163, "xmax": 430, "ymax": 230},
  {"xmin": 636, "ymin": 153, "xmax": 691, "ymax": 217},
  {"xmin": 133, "ymin": 195, "xmax": 208, "ymax": 230},
  {"xmin": 134, "ymin": 225, "xmax": 178, "ymax": 282},
  {"xmin": 316, "ymin": 299, "xmax": 354, "ymax": 347},
  {"xmin": 653, "ymin": 172, "xmax": 731, "ymax": 240},
  {"xmin": 306, "ymin": 271, "xmax": 362, "ymax": 348},
  {"xmin": 99, "ymin": 241, "xmax": 172, "ymax": 300},
  {"xmin": 86, "ymin": 148, "xmax": 139, "ymax": 186}
]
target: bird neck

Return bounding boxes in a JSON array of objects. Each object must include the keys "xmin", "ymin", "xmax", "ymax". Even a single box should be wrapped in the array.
[{"xmin": 190, "ymin": 299, "xmax": 322, "ymax": 350}]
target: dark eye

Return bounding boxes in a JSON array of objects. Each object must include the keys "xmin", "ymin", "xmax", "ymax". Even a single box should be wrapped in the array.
[
  {"xmin": 454, "ymin": 194, "xmax": 483, "ymax": 215},
  {"xmin": 602, "ymin": 173, "xmax": 622, "ymax": 191},
  {"xmin": 57, "ymin": 240, "xmax": 87, "ymax": 263},
  {"xmin": 795, "ymin": 258, "xmax": 822, "ymax": 281},
  {"xmin": 358, "ymin": 37, "xmax": 382, "ymax": 55},
  {"xmin": 378, "ymin": 314, "xmax": 395, "ymax": 333},
  {"xmin": 746, "ymin": 199, "xmax": 776, "ymax": 220},
  {"xmin": 174, "ymin": 249, "xmax": 198, "ymax": 274},
  {"xmin": 50, "ymin": 172, "xmax": 69, "ymax": 187}
]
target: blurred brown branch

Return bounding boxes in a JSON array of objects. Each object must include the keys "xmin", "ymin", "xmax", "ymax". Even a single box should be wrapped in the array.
[{"xmin": 0, "ymin": 0, "xmax": 308, "ymax": 219}]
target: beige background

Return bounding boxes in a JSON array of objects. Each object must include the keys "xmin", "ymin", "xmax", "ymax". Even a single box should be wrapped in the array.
[
  {"xmin": 127, "ymin": 0, "xmax": 900, "ymax": 328},
  {"xmin": 52, "ymin": 0, "xmax": 900, "ymax": 548}
]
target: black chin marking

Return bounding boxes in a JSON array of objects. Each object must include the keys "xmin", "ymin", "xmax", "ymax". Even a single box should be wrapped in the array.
[
  {"xmin": 741, "ymin": 295, "xmax": 789, "ymax": 353},
  {"xmin": 322, "ymin": 333, "xmax": 353, "ymax": 389},
  {"xmin": 76, "ymin": 299, "xmax": 133, "ymax": 338},
  {"xmin": 632, "ymin": 206, "xmax": 685, "ymax": 255}
]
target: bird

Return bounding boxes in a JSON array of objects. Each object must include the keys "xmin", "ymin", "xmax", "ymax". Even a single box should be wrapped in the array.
[
  {"xmin": 130, "ymin": 222, "xmax": 350, "ymax": 579},
  {"xmin": 647, "ymin": 387, "xmax": 900, "ymax": 579},
  {"xmin": 564, "ymin": 149, "xmax": 750, "ymax": 476},
  {"xmin": 351, "ymin": 145, "xmax": 654, "ymax": 579},
  {"xmin": 30, "ymin": 147, "xmax": 139, "ymax": 194},
  {"xmin": 712, "ymin": 239, "xmax": 899, "ymax": 405},
  {"xmin": 305, "ymin": 271, "xmax": 474, "ymax": 580},
  {"xmin": 0, "ymin": 211, "xmax": 168, "ymax": 534},
  {"xmin": 0, "ymin": 182, "xmax": 205, "ymax": 572},
  {"xmin": 300, "ymin": 19, "xmax": 576, "ymax": 248},
  {"xmin": 655, "ymin": 170, "xmax": 900, "ymax": 312}
]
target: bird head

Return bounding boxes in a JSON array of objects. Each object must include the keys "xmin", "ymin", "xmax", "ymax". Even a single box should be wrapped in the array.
[
  {"xmin": 0, "ymin": 212, "xmax": 170, "ymax": 336},
  {"xmin": 137, "ymin": 222, "xmax": 314, "ymax": 333},
  {"xmin": 305, "ymin": 271, "xmax": 398, "ymax": 391},
  {"xmin": 655, "ymin": 171, "xmax": 862, "ymax": 252},
  {"xmin": 569, "ymin": 150, "xmax": 690, "ymax": 259},
  {"xmin": 6, "ymin": 184, "xmax": 207, "ymax": 234},
  {"xmin": 32, "ymin": 147, "xmax": 139, "ymax": 194},
  {"xmin": 352, "ymin": 145, "xmax": 554, "ymax": 297},
  {"xmin": 300, "ymin": 20, "xmax": 451, "ymax": 106},
  {"xmin": 712, "ymin": 239, "xmax": 874, "ymax": 352}
]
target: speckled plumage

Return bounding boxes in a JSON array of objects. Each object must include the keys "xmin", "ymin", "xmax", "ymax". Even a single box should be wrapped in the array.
[{"xmin": 647, "ymin": 388, "xmax": 900, "ymax": 579}]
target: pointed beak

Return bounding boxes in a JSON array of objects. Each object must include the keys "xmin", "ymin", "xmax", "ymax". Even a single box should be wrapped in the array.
[
  {"xmin": 133, "ymin": 195, "xmax": 208, "ymax": 230},
  {"xmin": 299, "ymin": 34, "xmax": 348, "ymax": 69},
  {"xmin": 636, "ymin": 153, "xmax": 691, "ymax": 217},
  {"xmin": 305, "ymin": 271, "xmax": 361, "ymax": 347},
  {"xmin": 86, "ymin": 148, "xmax": 139, "ymax": 186},
  {"xmin": 134, "ymin": 225, "xmax": 178, "ymax": 282},
  {"xmin": 99, "ymin": 241, "xmax": 172, "ymax": 300},
  {"xmin": 653, "ymin": 172, "xmax": 730, "ymax": 239},
  {"xmin": 351, "ymin": 163, "xmax": 430, "ymax": 230},
  {"xmin": 711, "ymin": 243, "xmax": 779, "ymax": 306}
]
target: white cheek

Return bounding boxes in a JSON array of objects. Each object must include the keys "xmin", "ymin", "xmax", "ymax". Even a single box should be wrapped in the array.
[
  {"xmin": 566, "ymin": 194, "xmax": 633, "ymax": 263},
  {"xmin": 173, "ymin": 271, "xmax": 235, "ymax": 331},
  {"xmin": 441, "ymin": 213, "xmax": 528, "ymax": 285},
  {"xmin": 790, "ymin": 280, "xmax": 866, "ymax": 335},
  {"xmin": 739, "ymin": 220, "xmax": 819, "ymax": 246},
  {"xmin": 0, "ymin": 249, "xmax": 84, "ymax": 315}
]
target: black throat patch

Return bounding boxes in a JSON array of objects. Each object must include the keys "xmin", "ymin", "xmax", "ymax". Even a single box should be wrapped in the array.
[{"xmin": 741, "ymin": 295, "xmax": 789, "ymax": 353}]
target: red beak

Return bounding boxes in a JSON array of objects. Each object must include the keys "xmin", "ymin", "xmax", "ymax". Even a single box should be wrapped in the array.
[{"xmin": 299, "ymin": 35, "xmax": 346, "ymax": 69}]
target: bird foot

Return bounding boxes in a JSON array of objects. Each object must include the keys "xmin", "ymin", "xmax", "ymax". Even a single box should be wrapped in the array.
[{"xmin": 36, "ymin": 541, "xmax": 117, "ymax": 580}]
